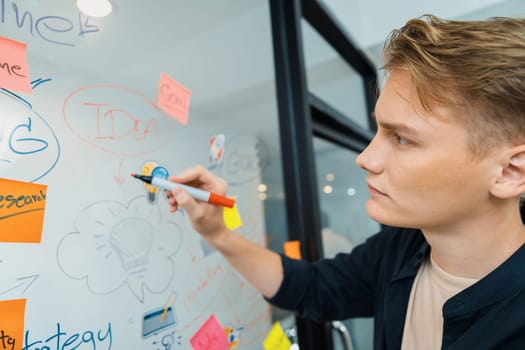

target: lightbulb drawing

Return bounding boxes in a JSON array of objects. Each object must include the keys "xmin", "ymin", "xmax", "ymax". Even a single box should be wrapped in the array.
[
  {"xmin": 57, "ymin": 197, "xmax": 183, "ymax": 302},
  {"xmin": 110, "ymin": 217, "xmax": 154, "ymax": 270},
  {"xmin": 141, "ymin": 161, "xmax": 157, "ymax": 203},
  {"xmin": 151, "ymin": 165, "xmax": 169, "ymax": 199},
  {"xmin": 141, "ymin": 161, "xmax": 170, "ymax": 204}
]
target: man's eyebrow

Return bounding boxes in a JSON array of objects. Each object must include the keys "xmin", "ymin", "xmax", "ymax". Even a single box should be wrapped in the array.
[
  {"xmin": 378, "ymin": 121, "xmax": 420, "ymax": 137},
  {"xmin": 372, "ymin": 110, "xmax": 421, "ymax": 137}
]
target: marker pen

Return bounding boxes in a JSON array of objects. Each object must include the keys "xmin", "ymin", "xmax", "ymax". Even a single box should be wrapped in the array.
[{"xmin": 131, "ymin": 174, "xmax": 235, "ymax": 208}]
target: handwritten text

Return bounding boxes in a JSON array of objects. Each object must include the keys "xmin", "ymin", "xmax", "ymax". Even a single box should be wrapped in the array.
[
  {"xmin": 0, "ymin": 330, "xmax": 15, "ymax": 350},
  {"xmin": 22, "ymin": 322, "xmax": 112, "ymax": 350},
  {"xmin": 0, "ymin": 0, "xmax": 100, "ymax": 47}
]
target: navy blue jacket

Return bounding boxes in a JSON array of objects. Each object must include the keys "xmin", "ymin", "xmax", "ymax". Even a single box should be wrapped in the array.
[{"xmin": 267, "ymin": 225, "xmax": 525, "ymax": 349}]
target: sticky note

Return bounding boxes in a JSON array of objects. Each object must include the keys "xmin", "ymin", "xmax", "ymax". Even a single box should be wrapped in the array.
[
  {"xmin": 223, "ymin": 199, "xmax": 242, "ymax": 230},
  {"xmin": 0, "ymin": 178, "xmax": 47, "ymax": 243},
  {"xmin": 0, "ymin": 36, "xmax": 32, "ymax": 93},
  {"xmin": 209, "ymin": 134, "xmax": 225, "ymax": 169},
  {"xmin": 224, "ymin": 325, "xmax": 243, "ymax": 349},
  {"xmin": 142, "ymin": 306, "xmax": 176, "ymax": 338},
  {"xmin": 283, "ymin": 240, "xmax": 301, "ymax": 260},
  {"xmin": 263, "ymin": 322, "xmax": 291, "ymax": 350},
  {"xmin": 0, "ymin": 298, "xmax": 26, "ymax": 350},
  {"xmin": 190, "ymin": 314, "xmax": 229, "ymax": 350},
  {"xmin": 157, "ymin": 72, "xmax": 191, "ymax": 125}
]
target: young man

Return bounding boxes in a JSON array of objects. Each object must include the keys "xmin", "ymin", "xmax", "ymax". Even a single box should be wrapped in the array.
[{"xmin": 167, "ymin": 15, "xmax": 525, "ymax": 349}]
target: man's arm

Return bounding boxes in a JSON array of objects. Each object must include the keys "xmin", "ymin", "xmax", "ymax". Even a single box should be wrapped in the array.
[{"xmin": 166, "ymin": 165, "xmax": 283, "ymax": 298}]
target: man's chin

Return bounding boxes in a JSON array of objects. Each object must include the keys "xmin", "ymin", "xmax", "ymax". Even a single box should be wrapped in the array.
[{"xmin": 365, "ymin": 203, "xmax": 412, "ymax": 228}]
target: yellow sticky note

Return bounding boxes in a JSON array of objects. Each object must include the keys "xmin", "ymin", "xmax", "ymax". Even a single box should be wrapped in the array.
[
  {"xmin": 263, "ymin": 322, "xmax": 291, "ymax": 350},
  {"xmin": 223, "ymin": 199, "xmax": 242, "ymax": 230}
]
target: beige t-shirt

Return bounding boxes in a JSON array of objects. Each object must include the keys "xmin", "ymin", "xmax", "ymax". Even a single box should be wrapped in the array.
[{"xmin": 401, "ymin": 255, "xmax": 479, "ymax": 349}]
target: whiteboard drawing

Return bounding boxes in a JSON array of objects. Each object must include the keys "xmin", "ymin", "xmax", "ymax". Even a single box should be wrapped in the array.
[
  {"xmin": 150, "ymin": 330, "xmax": 182, "ymax": 350},
  {"xmin": 0, "ymin": 82, "xmax": 60, "ymax": 183},
  {"xmin": 142, "ymin": 305, "xmax": 176, "ymax": 338},
  {"xmin": 0, "ymin": 269, "xmax": 38, "ymax": 296},
  {"xmin": 139, "ymin": 160, "xmax": 170, "ymax": 204},
  {"xmin": 217, "ymin": 134, "xmax": 266, "ymax": 186},
  {"xmin": 62, "ymin": 84, "xmax": 176, "ymax": 187},
  {"xmin": 57, "ymin": 196, "xmax": 183, "ymax": 302},
  {"xmin": 208, "ymin": 134, "xmax": 225, "ymax": 170},
  {"xmin": 63, "ymin": 85, "xmax": 174, "ymax": 157}
]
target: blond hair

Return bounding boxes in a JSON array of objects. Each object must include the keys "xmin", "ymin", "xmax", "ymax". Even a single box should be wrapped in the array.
[{"xmin": 382, "ymin": 14, "xmax": 525, "ymax": 158}]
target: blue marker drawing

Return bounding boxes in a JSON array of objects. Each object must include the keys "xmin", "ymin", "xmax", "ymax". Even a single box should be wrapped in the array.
[
  {"xmin": 2, "ymin": 2, "xmax": 101, "ymax": 47},
  {"xmin": 151, "ymin": 331, "xmax": 182, "ymax": 350},
  {"xmin": 31, "ymin": 78, "xmax": 52, "ymax": 90},
  {"xmin": 0, "ymin": 78, "xmax": 60, "ymax": 183},
  {"xmin": 151, "ymin": 166, "xmax": 169, "ymax": 180},
  {"xmin": 1, "ymin": 88, "xmax": 32, "ymax": 109}
]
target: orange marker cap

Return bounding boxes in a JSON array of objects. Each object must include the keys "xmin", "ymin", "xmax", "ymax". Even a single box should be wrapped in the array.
[{"xmin": 209, "ymin": 193, "xmax": 235, "ymax": 208}]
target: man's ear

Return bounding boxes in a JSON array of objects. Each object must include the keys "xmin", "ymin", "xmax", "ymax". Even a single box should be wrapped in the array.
[{"xmin": 491, "ymin": 145, "xmax": 525, "ymax": 199}]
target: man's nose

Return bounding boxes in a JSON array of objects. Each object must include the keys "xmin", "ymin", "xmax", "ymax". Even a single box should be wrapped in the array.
[{"xmin": 356, "ymin": 135, "xmax": 383, "ymax": 174}]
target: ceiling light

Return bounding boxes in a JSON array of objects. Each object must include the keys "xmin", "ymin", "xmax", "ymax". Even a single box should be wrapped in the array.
[
  {"xmin": 347, "ymin": 187, "xmax": 356, "ymax": 196},
  {"xmin": 77, "ymin": 0, "xmax": 112, "ymax": 18}
]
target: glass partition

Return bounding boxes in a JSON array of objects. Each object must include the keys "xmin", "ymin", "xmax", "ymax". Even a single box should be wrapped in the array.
[
  {"xmin": 314, "ymin": 137, "xmax": 380, "ymax": 350},
  {"xmin": 302, "ymin": 19, "xmax": 370, "ymax": 129},
  {"xmin": 0, "ymin": 1, "xmax": 285, "ymax": 349}
]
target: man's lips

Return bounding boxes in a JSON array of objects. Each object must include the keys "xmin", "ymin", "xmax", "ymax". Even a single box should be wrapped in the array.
[{"xmin": 367, "ymin": 182, "xmax": 388, "ymax": 196}]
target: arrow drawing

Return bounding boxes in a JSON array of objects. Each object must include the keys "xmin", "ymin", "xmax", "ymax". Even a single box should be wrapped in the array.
[{"xmin": 0, "ymin": 274, "xmax": 39, "ymax": 295}]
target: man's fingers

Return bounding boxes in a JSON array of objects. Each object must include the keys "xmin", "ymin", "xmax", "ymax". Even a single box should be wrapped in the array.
[
  {"xmin": 166, "ymin": 192, "xmax": 178, "ymax": 212},
  {"xmin": 170, "ymin": 165, "xmax": 227, "ymax": 194},
  {"xmin": 173, "ymin": 188, "xmax": 203, "ymax": 219},
  {"xmin": 170, "ymin": 165, "xmax": 209, "ymax": 183}
]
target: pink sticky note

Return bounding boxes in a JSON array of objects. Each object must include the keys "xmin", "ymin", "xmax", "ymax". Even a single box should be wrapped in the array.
[
  {"xmin": 0, "ymin": 36, "xmax": 32, "ymax": 93},
  {"xmin": 157, "ymin": 72, "xmax": 191, "ymax": 125},
  {"xmin": 190, "ymin": 314, "xmax": 229, "ymax": 350}
]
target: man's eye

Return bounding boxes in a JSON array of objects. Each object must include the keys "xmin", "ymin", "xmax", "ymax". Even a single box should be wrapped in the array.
[{"xmin": 393, "ymin": 134, "xmax": 410, "ymax": 145}]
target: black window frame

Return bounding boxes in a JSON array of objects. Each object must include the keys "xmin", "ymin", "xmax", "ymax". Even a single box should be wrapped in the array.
[{"xmin": 269, "ymin": 0, "xmax": 378, "ymax": 349}]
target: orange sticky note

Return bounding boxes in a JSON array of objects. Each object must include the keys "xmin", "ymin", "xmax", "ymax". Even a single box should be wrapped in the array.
[
  {"xmin": 0, "ymin": 36, "xmax": 32, "ymax": 93},
  {"xmin": 0, "ymin": 178, "xmax": 47, "ymax": 243},
  {"xmin": 157, "ymin": 72, "xmax": 191, "ymax": 125},
  {"xmin": 0, "ymin": 298, "xmax": 26, "ymax": 350},
  {"xmin": 190, "ymin": 314, "xmax": 229, "ymax": 350},
  {"xmin": 283, "ymin": 240, "xmax": 301, "ymax": 260}
]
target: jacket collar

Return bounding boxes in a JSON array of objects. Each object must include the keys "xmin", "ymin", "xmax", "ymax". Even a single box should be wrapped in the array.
[
  {"xmin": 393, "ymin": 236, "xmax": 429, "ymax": 282},
  {"xmin": 443, "ymin": 242, "xmax": 525, "ymax": 317}
]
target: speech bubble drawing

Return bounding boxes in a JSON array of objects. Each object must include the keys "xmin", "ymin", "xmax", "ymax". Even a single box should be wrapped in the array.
[{"xmin": 63, "ymin": 84, "xmax": 175, "ymax": 157}]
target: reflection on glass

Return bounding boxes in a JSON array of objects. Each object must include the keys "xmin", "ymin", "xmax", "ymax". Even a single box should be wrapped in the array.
[
  {"xmin": 314, "ymin": 137, "xmax": 380, "ymax": 350},
  {"xmin": 314, "ymin": 138, "xmax": 380, "ymax": 252},
  {"xmin": 302, "ymin": 19, "xmax": 370, "ymax": 129}
]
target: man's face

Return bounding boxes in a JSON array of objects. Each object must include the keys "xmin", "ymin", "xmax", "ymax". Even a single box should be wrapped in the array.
[{"xmin": 356, "ymin": 70, "xmax": 499, "ymax": 231}]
